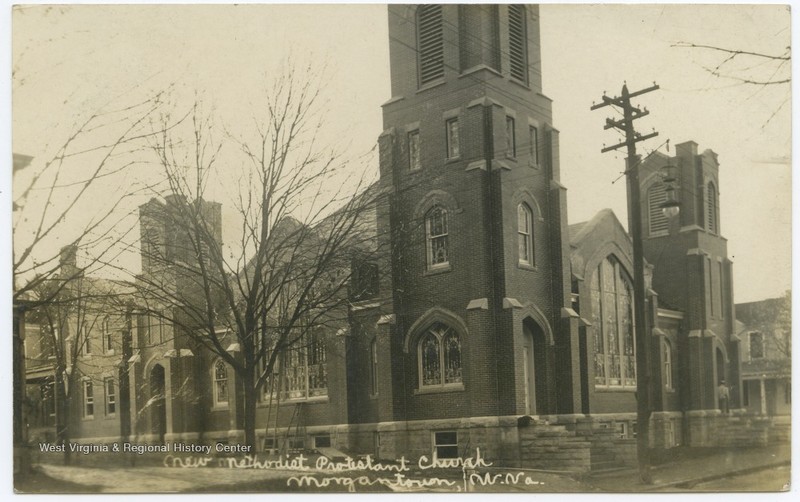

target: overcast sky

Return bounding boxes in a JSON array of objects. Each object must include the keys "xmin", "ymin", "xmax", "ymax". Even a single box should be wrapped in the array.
[{"xmin": 8, "ymin": 2, "xmax": 792, "ymax": 303}]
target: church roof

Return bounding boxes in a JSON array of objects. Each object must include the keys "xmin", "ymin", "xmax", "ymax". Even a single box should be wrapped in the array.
[{"xmin": 568, "ymin": 208, "xmax": 629, "ymax": 247}]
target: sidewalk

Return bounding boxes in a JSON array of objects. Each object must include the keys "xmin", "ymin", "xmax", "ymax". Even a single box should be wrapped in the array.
[{"xmin": 585, "ymin": 443, "xmax": 791, "ymax": 492}]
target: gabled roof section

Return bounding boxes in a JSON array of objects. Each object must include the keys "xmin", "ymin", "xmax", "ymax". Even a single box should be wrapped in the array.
[{"xmin": 569, "ymin": 208, "xmax": 630, "ymax": 248}]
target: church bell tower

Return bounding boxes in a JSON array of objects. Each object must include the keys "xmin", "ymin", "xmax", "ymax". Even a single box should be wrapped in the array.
[{"xmin": 374, "ymin": 4, "xmax": 583, "ymax": 422}]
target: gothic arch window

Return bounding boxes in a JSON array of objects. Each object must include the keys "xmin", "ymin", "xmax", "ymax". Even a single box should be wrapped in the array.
[
  {"xmin": 418, "ymin": 323, "xmax": 463, "ymax": 388},
  {"xmin": 426, "ymin": 206, "xmax": 449, "ymax": 269},
  {"xmin": 662, "ymin": 339, "xmax": 674, "ymax": 390},
  {"xmin": 590, "ymin": 256, "xmax": 636, "ymax": 389},
  {"xmin": 417, "ymin": 5, "xmax": 444, "ymax": 86},
  {"xmin": 648, "ymin": 183, "xmax": 669, "ymax": 236},
  {"xmin": 508, "ymin": 5, "xmax": 528, "ymax": 83},
  {"xmin": 370, "ymin": 338, "xmax": 379, "ymax": 396},
  {"xmin": 518, "ymin": 203, "xmax": 534, "ymax": 265},
  {"xmin": 212, "ymin": 359, "xmax": 228, "ymax": 407},
  {"xmin": 707, "ymin": 182, "xmax": 718, "ymax": 234}
]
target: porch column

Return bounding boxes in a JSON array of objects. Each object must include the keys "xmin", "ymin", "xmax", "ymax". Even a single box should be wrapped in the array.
[{"xmin": 759, "ymin": 377, "xmax": 767, "ymax": 415}]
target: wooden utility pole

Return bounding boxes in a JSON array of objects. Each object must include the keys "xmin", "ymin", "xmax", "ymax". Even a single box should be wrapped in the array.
[{"xmin": 591, "ymin": 82, "xmax": 659, "ymax": 484}]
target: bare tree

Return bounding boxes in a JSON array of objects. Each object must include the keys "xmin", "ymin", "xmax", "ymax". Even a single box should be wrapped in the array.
[
  {"xmin": 130, "ymin": 65, "xmax": 380, "ymax": 450},
  {"xmin": 13, "ymin": 91, "xmax": 168, "ymax": 307},
  {"xmin": 672, "ymin": 41, "xmax": 791, "ymax": 124},
  {"xmin": 672, "ymin": 42, "xmax": 791, "ymax": 87}
]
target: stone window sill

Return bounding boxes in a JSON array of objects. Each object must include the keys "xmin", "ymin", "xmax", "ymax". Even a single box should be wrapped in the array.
[{"xmin": 414, "ymin": 384, "xmax": 464, "ymax": 395}]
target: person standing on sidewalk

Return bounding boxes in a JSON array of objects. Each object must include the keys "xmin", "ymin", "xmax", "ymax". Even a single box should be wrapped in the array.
[{"xmin": 718, "ymin": 380, "xmax": 730, "ymax": 414}]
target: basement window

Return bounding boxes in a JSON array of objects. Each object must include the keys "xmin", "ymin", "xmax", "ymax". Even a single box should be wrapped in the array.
[
  {"xmin": 433, "ymin": 431, "xmax": 458, "ymax": 460},
  {"xmin": 314, "ymin": 435, "xmax": 332, "ymax": 449}
]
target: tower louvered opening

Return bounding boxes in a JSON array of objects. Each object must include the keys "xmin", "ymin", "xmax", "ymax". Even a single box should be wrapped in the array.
[
  {"xmin": 648, "ymin": 184, "xmax": 669, "ymax": 235},
  {"xmin": 707, "ymin": 183, "xmax": 717, "ymax": 233},
  {"xmin": 417, "ymin": 5, "xmax": 444, "ymax": 85},
  {"xmin": 508, "ymin": 5, "xmax": 528, "ymax": 82}
]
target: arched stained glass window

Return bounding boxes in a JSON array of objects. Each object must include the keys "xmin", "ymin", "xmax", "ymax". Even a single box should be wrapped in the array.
[
  {"xmin": 213, "ymin": 359, "xmax": 228, "ymax": 406},
  {"xmin": 419, "ymin": 323, "xmax": 463, "ymax": 388},
  {"xmin": 591, "ymin": 256, "xmax": 636, "ymax": 388}
]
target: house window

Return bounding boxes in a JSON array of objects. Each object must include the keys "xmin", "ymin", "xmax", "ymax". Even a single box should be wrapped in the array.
[
  {"xmin": 517, "ymin": 203, "xmax": 533, "ymax": 265},
  {"xmin": 743, "ymin": 382, "xmax": 750, "ymax": 406},
  {"xmin": 213, "ymin": 359, "xmax": 228, "ymax": 406},
  {"xmin": 505, "ymin": 116, "xmax": 516, "ymax": 157},
  {"xmin": 749, "ymin": 332, "xmax": 764, "ymax": 359},
  {"xmin": 508, "ymin": 5, "xmax": 528, "ymax": 83},
  {"xmin": 105, "ymin": 378, "xmax": 116, "ymax": 416},
  {"xmin": 417, "ymin": 5, "xmax": 444, "ymax": 85},
  {"xmin": 83, "ymin": 380, "xmax": 94, "ymax": 418},
  {"xmin": 529, "ymin": 125, "xmax": 539, "ymax": 165},
  {"xmin": 419, "ymin": 323, "xmax": 462, "ymax": 388},
  {"xmin": 590, "ymin": 256, "xmax": 636, "ymax": 388},
  {"xmin": 446, "ymin": 118, "xmax": 460, "ymax": 159},
  {"xmin": 648, "ymin": 184, "xmax": 669, "ymax": 235},
  {"xmin": 707, "ymin": 182, "xmax": 718, "ymax": 233},
  {"xmin": 426, "ymin": 206, "xmax": 449, "ymax": 269},
  {"xmin": 282, "ymin": 332, "xmax": 328, "ymax": 400},
  {"xmin": 409, "ymin": 130, "xmax": 421, "ymax": 171},
  {"xmin": 370, "ymin": 339, "xmax": 379, "ymax": 396},
  {"xmin": 433, "ymin": 431, "xmax": 458, "ymax": 460},
  {"xmin": 102, "ymin": 316, "xmax": 113, "ymax": 353},
  {"xmin": 663, "ymin": 339, "xmax": 673, "ymax": 390}
]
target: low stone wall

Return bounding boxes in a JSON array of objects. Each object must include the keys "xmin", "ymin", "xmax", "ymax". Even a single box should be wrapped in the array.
[
  {"xmin": 685, "ymin": 410, "xmax": 771, "ymax": 447},
  {"xmin": 517, "ymin": 420, "xmax": 591, "ymax": 473}
]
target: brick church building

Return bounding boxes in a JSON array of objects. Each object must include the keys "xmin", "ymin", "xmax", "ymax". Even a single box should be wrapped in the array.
[{"xmin": 26, "ymin": 5, "xmax": 772, "ymax": 471}]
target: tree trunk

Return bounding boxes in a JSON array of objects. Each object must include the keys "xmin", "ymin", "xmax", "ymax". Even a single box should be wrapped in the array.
[
  {"xmin": 55, "ymin": 369, "xmax": 72, "ymax": 465},
  {"xmin": 242, "ymin": 373, "xmax": 258, "ymax": 452}
]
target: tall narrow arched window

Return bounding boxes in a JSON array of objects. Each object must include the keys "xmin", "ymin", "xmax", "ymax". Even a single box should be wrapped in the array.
[
  {"xmin": 707, "ymin": 182, "xmax": 718, "ymax": 233},
  {"xmin": 370, "ymin": 339, "xmax": 379, "ymax": 396},
  {"xmin": 213, "ymin": 359, "xmax": 228, "ymax": 406},
  {"xmin": 426, "ymin": 206, "xmax": 449, "ymax": 269},
  {"xmin": 508, "ymin": 5, "xmax": 528, "ymax": 83},
  {"xmin": 517, "ymin": 203, "xmax": 533, "ymax": 265},
  {"xmin": 648, "ymin": 184, "xmax": 669, "ymax": 236},
  {"xmin": 663, "ymin": 339, "xmax": 673, "ymax": 390},
  {"xmin": 591, "ymin": 256, "xmax": 636, "ymax": 388},
  {"xmin": 418, "ymin": 323, "xmax": 462, "ymax": 388},
  {"xmin": 417, "ymin": 5, "xmax": 444, "ymax": 86}
]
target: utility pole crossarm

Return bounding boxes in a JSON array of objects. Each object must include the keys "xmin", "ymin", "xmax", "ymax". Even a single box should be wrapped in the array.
[
  {"xmin": 604, "ymin": 109, "xmax": 650, "ymax": 131},
  {"xmin": 601, "ymin": 131, "xmax": 658, "ymax": 153}
]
